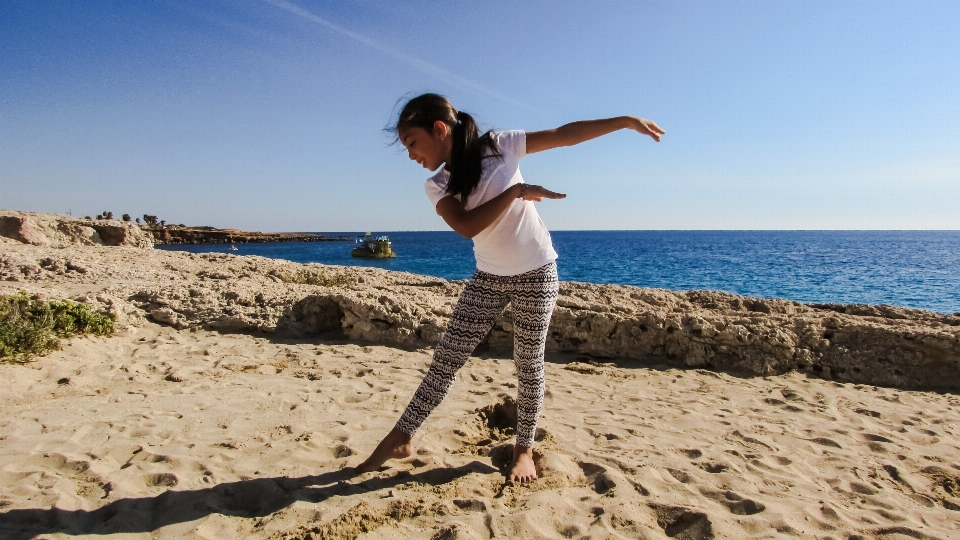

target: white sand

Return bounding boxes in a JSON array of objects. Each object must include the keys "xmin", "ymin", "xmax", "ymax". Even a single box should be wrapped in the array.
[{"xmin": 2, "ymin": 321, "xmax": 959, "ymax": 539}]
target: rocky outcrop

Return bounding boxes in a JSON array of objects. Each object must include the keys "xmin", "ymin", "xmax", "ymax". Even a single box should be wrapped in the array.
[
  {"xmin": 541, "ymin": 286, "xmax": 960, "ymax": 389},
  {"xmin": 2, "ymin": 238, "xmax": 959, "ymax": 391},
  {"xmin": 274, "ymin": 282, "xmax": 960, "ymax": 390},
  {"xmin": 0, "ymin": 210, "xmax": 152, "ymax": 248},
  {"xmin": 128, "ymin": 268, "xmax": 960, "ymax": 390}
]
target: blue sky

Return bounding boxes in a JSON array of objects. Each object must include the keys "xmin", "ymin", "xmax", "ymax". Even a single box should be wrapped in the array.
[{"xmin": 2, "ymin": 0, "xmax": 958, "ymax": 231}]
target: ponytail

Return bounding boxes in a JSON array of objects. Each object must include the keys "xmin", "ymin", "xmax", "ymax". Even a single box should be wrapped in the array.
[{"xmin": 394, "ymin": 93, "xmax": 500, "ymax": 206}]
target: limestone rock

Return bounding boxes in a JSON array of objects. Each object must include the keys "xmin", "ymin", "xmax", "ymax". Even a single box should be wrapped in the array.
[
  {"xmin": 0, "ymin": 252, "xmax": 44, "ymax": 281},
  {"xmin": 150, "ymin": 307, "xmax": 182, "ymax": 327},
  {"xmin": 75, "ymin": 291, "xmax": 145, "ymax": 329},
  {"xmin": 0, "ymin": 210, "xmax": 152, "ymax": 248}
]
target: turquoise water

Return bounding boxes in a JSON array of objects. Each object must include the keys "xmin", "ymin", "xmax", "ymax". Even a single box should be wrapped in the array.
[{"xmin": 157, "ymin": 231, "xmax": 960, "ymax": 314}]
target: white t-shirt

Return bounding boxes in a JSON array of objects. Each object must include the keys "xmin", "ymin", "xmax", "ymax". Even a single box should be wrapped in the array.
[{"xmin": 424, "ymin": 130, "xmax": 558, "ymax": 276}]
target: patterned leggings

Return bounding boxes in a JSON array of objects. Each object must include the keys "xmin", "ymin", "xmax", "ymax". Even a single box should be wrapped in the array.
[{"xmin": 396, "ymin": 262, "xmax": 559, "ymax": 448}]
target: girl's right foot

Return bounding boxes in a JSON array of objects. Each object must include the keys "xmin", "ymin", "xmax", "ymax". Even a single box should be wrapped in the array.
[
  {"xmin": 355, "ymin": 427, "xmax": 414, "ymax": 473},
  {"xmin": 507, "ymin": 444, "xmax": 539, "ymax": 484}
]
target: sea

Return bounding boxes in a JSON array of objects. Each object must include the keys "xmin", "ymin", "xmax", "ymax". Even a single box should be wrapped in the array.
[{"xmin": 156, "ymin": 231, "xmax": 960, "ymax": 315}]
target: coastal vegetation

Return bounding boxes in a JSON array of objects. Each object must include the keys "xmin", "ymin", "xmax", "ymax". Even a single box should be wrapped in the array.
[
  {"xmin": 85, "ymin": 212, "xmax": 167, "ymax": 225},
  {"xmin": 0, "ymin": 293, "xmax": 115, "ymax": 364}
]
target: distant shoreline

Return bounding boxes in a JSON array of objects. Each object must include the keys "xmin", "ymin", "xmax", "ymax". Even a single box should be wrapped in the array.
[{"xmin": 143, "ymin": 226, "xmax": 351, "ymax": 245}]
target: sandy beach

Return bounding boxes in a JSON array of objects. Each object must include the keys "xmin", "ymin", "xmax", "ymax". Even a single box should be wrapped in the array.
[{"xmin": 2, "ymin": 212, "xmax": 959, "ymax": 539}]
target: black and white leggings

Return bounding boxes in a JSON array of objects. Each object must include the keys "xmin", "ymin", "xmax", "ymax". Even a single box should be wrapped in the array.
[{"xmin": 396, "ymin": 262, "xmax": 559, "ymax": 448}]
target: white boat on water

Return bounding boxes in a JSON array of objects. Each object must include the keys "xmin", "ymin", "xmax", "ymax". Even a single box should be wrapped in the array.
[{"xmin": 351, "ymin": 232, "xmax": 396, "ymax": 258}]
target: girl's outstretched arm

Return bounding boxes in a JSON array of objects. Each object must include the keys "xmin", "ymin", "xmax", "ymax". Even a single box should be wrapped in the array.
[
  {"xmin": 526, "ymin": 116, "xmax": 664, "ymax": 154},
  {"xmin": 437, "ymin": 184, "xmax": 565, "ymax": 239}
]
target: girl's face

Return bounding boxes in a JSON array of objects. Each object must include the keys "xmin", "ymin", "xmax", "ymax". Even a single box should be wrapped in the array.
[{"xmin": 399, "ymin": 121, "xmax": 452, "ymax": 171}]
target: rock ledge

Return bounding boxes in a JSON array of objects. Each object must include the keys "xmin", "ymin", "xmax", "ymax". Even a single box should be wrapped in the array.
[{"xmin": 2, "ymin": 235, "xmax": 958, "ymax": 390}]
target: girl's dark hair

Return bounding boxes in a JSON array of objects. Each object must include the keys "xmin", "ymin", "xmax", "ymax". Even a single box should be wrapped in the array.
[{"xmin": 394, "ymin": 93, "xmax": 500, "ymax": 205}]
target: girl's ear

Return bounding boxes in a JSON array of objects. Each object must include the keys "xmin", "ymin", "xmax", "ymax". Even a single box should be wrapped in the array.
[{"xmin": 433, "ymin": 120, "xmax": 449, "ymax": 140}]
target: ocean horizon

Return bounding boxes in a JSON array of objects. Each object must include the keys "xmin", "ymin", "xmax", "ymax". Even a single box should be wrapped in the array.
[{"xmin": 157, "ymin": 230, "xmax": 960, "ymax": 315}]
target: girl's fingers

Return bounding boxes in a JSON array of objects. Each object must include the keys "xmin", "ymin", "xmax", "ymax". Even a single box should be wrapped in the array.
[
  {"xmin": 522, "ymin": 185, "xmax": 566, "ymax": 201},
  {"xmin": 634, "ymin": 118, "xmax": 665, "ymax": 140}
]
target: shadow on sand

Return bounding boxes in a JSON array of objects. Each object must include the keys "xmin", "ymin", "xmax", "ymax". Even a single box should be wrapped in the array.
[{"xmin": 0, "ymin": 461, "xmax": 497, "ymax": 540}]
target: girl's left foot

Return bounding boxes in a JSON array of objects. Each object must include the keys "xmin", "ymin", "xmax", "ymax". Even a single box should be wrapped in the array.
[
  {"xmin": 355, "ymin": 427, "xmax": 413, "ymax": 474},
  {"xmin": 507, "ymin": 445, "xmax": 538, "ymax": 483}
]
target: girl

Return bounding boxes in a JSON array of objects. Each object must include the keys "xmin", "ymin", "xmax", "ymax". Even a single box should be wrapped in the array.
[{"xmin": 356, "ymin": 93, "xmax": 664, "ymax": 483}]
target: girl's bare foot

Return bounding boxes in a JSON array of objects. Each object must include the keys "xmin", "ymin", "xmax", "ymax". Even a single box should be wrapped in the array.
[
  {"xmin": 355, "ymin": 427, "xmax": 413, "ymax": 473},
  {"xmin": 507, "ymin": 444, "xmax": 538, "ymax": 483}
]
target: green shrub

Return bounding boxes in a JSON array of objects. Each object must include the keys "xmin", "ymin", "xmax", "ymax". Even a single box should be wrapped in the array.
[
  {"xmin": 0, "ymin": 293, "xmax": 115, "ymax": 364},
  {"xmin": 279, "ymin": 269, "xmax": 354, "ymax": 288}
]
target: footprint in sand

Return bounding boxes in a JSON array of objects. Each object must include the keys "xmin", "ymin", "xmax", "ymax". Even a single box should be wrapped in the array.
[
  {"xmin": 848, "ymin": 481, "xmax": 881, "ymax": 495},
  {"xmin": 665, "ymin": 468, "xmax": 694, "ymax": 484},
  {"xmin": 452, "ymin": 498, "xmax": 487, "ymax": 512},
  {"xmin": 700, "ymin": 488, "xmax": 766, "ymax": 515},
  {"xmin": 727, "ymin": 430, "xmax": 777, "ymax": 452},
  {"xmin": 862, "ymin": 433, "xmax": 895, "ymax": 443},
  {"xmin": 430, "ymin": 522, "xmax": 484, "ymax": 540},
  {"xmin": 698, "ymin": 461, "xmax": 728, "ymax": 474},
  {"xmin": 145, "ymin": 472, "xmax": 178, "ymax": 488},
  {"xmin": 577, "ymin": 461, "xmax": 605, "ymax": 477},
  {"xmin": 649, "ymin": 503, "xmax": 714, "ymax": 540},
  {"xmin": 808, "ymin": 437, "xmax": 843, "ymax": 448},
  {"xmin": 573, "ymin": 461, "xmax": 623, "ymax": 494},
  {"xmin": 333, "ymin": 444, "xmax": 354, "ymax": 458},
  {"xmin": 854, "ymin": 407, "xmax": 882, "ymax": 418}
]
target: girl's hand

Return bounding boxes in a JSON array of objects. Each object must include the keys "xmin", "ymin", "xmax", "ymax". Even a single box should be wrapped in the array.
[
  {"xmin": 626, "ymin": 116, "xmax": 665, "ymax": 142},
  {"xmin": 518, "ymin": 184, "xmax": 566, "ymax": 202}
]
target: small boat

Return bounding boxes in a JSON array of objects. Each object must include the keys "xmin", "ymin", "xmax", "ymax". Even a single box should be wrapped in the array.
[
  {"xmin": 229, "ymin": 244, "xmax": 238, "ymax": 251},
  {"xmin": 351, "ymin": 232, "xmax": 396, "ymax": 258}
]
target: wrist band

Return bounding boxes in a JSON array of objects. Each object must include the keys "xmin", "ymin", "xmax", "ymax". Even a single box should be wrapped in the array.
[{"xmin": 519, "ymin": 184, "xmax": 527, "ymax": 199}]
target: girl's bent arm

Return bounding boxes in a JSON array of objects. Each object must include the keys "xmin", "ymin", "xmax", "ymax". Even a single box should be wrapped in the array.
[
  {"xmin": 436, "ymin": 184, "xmax": 565, "ymax": 239},
  {"xmin": 526, "ymin": 116, "xmax": 664, "ymax": 154}
]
